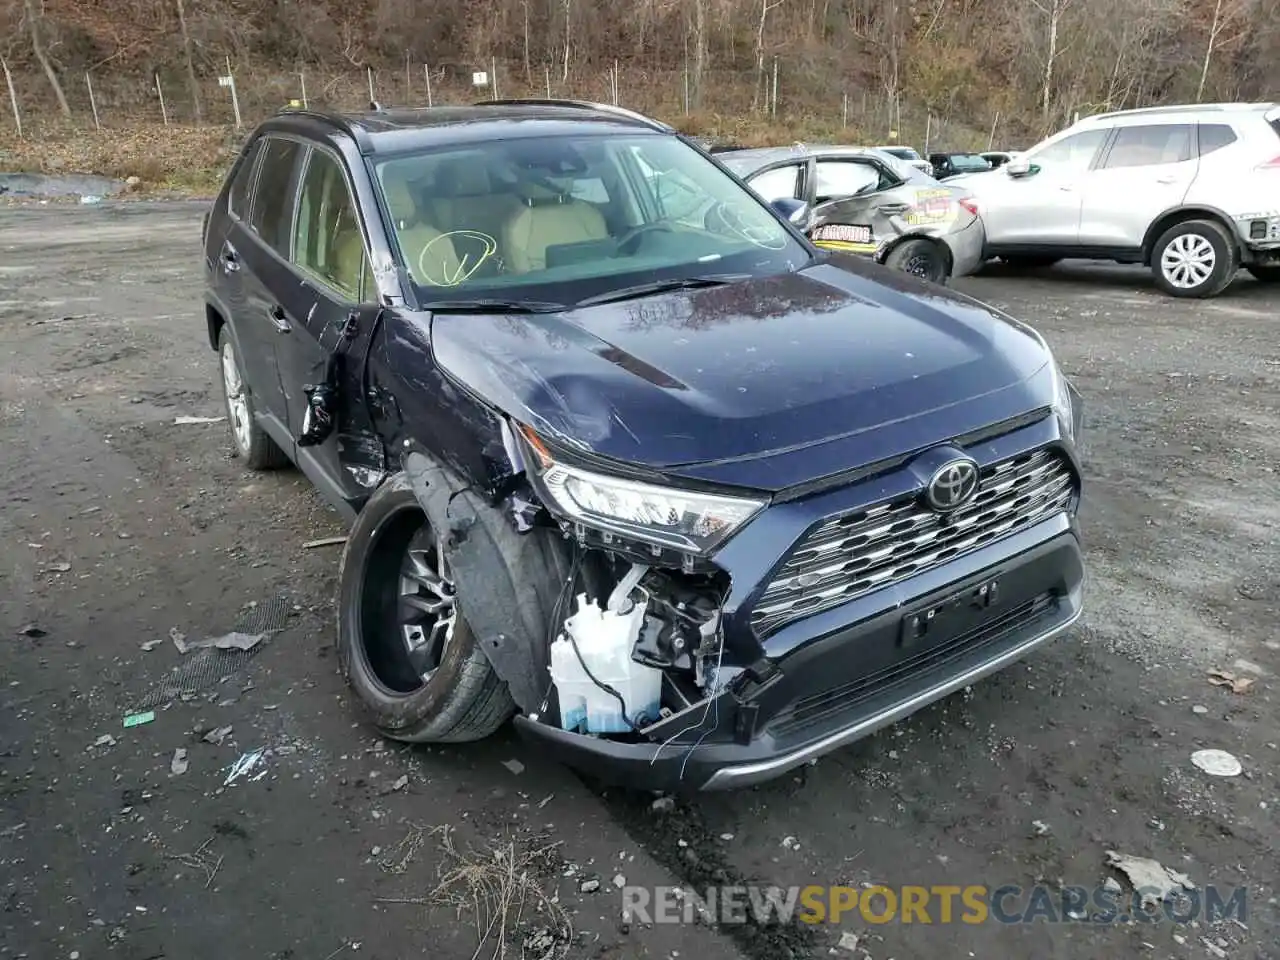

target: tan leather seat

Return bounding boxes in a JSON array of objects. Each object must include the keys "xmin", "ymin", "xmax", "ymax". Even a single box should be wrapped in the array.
[
  {"xmin": 502, "ymin": 184, "xmax": 610, "ymax": 274},
  {"xmin": 425, "ymin": 158, "xmax": 516, "ymax": 241},
  {"xmin": 380, "ymin": 173, "xmax": 464, "ymax": 287}
]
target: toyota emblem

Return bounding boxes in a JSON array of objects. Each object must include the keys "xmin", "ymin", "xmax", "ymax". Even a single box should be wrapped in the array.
[{"xmin": 925, "ymin": 458, "xmax": 980, "ymax": 512}]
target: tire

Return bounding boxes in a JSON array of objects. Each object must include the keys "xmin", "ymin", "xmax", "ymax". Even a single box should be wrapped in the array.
[
  {"xmin": 217, "ymin": 327, "xmax": 289, "ymax": 470},
  {"xmin": 1000, "ymin": 255, "xmax": 1061, "ymax": 269},
  {"xmin": 885, "ymin": 238, "xmax": 950, "ymax": 284},
  {"xmin": 1150, "ymin": 219, "xmax": 1239, "ymax": 299},
  {"xmin": 337, "ymin": 474, "xmax": 515, "ymax": 743},
  {"xmin": 1245, "ymin": 264, "xmax": 1280, "ymax": 283}
]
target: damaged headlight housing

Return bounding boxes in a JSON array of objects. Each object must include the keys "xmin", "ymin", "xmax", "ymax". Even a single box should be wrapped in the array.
[
  {"xmin": 520, "ymin": 427, "xmax": 765, "ymax": 555},
  {"xmin": 1050, "ymin": 358, "xmax": 1081, "ymax": 441}
]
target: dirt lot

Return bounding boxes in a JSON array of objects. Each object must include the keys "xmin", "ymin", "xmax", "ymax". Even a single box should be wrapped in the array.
[{"xmin": 2, "ymin": 202, "xmax": 1278, "ymax": 960}]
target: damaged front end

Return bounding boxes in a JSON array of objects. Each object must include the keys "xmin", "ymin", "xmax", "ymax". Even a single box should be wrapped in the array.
[{"xmin": 401, "ymin": 419, "xmax": 760, "ymax": 792}]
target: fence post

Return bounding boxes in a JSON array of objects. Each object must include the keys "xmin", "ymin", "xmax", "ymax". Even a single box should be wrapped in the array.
[
  {"xmin": 987, "ymin": 111, "xmax": 1000, "ymax": 150},
  {"xmin": 300, "ymin": 70, "xmax": 308, "ymax": 109},
  {"xmin": 842, "ymin": 91, "xmax": 848, "ymax": 127},
  {"xmin": 424, "ymin": 64, "xmax": 433, "ymax": 107},
  {"xmin": 156, "ymin": 73, "xmax": 169, "ymax": 126},
  {"xmin": 545, "ymin": 64, "xmax": 551, "ymax": 98},
  {"xmin": 771, "ymin": 57, "xmax": 778, "ymax": 115},
  {"xmin": 85, "ymin": 72, "xmax": 101, "ymax": 130},
  {"xmin": 924, "ymin": 113, "xmax": 932, "ymax": 155},
  {"xmin": 1, "ymin": 57, "xmax": 21, "ymax": 139},
  {"xmin": 367, "ymin": 66, "xmax": 375, "ymax": 104},
  {"xmin": 491, "ymin": 56, "xmax": 498, "ymax": 100},
  {"xmin": 404, "ymin": 50, "xmax": 411, "ymax": 103}
]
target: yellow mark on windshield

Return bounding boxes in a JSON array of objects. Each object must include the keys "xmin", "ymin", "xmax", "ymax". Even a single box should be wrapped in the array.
[{"xmin": 419, "ymin": 230, "xmax": 498, "ymax": 287}]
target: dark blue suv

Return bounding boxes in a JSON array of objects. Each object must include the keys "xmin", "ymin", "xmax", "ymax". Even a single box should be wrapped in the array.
[{"xmin": 202, "ymin": 99, "xmax": 1084, "ymax": 791}]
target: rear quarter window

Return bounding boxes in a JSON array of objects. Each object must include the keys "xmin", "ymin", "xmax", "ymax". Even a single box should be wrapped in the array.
[
  {"xmin": 1198, "ymin": 124, "xmax": 1238, "ymax": 156},
  {"xmin": 249, "ymin": 138, "xmax": 305, "ymax": 257},
  {"xmin": 227, "ymin": 139, "xmax": 261, "ymax": 220}
]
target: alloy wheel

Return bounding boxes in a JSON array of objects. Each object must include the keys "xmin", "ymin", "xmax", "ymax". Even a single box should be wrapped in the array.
[
  {"xmin": 396, "ymin": 525, "xmax": 457, "ymax": 682},
  {"xmin": 220, "ymin": 339, "xmax": 252, "ymax": 453}
]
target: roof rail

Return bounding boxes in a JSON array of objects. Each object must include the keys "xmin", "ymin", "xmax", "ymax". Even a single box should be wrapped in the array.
[
  {"xmin": 269, "ymin": 106, "xmax": 374, "ymax": 153},
  {"xmin": 474, "ymin": 98, "xmax": 671, "ymax": 132},
  {"xmin": 1081, "ymin": 102, "xmax": 1276, "ymax": 123}
]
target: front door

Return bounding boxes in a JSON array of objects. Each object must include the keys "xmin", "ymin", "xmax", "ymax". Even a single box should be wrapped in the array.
[
  {"xmin": 1078, "ymin": 123, "xmax": 1198, "ymax": 249},
  {"xmin": 272, "ymin": 145, "xmax": 383, "ymax": 508},
  {"xmin": 980, "ymin": 128, "xmax": 1110, "ymax": 247}
]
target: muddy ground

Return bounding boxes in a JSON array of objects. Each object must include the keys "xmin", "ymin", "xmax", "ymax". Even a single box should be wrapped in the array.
[{"xmin": 1, "ymin": 202, "xmax": 1277, "ymax": 960}]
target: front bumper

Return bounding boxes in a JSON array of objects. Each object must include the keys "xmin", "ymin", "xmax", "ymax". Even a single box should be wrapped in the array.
[{"xmin": 515, "ymin": 519, "xmax": 1084, "ymax": 792}]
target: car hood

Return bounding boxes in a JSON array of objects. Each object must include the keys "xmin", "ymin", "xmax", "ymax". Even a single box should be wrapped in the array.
[{"xmin": 429, "ymin": 260, "xmax": 1054, "ymax": 492}]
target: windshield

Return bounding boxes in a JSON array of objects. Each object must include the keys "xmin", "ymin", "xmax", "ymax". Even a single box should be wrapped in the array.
[
  {"xmin": 949, "ymin": 154, "xmax": 992, "ymax": 171},
  {"xmin": 371, "ymin": 133, "xmax": 808, "ymax": 305}
]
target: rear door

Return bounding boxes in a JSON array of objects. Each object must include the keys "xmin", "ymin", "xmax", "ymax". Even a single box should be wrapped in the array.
[
  {"xmin": 233, "ymin": 136, "xmax": 306, "ymax": 434},
  {"xmin": 978, "ymin": 128, "xmax": 1109, "ymax": 247},
  {"xmin": 1078, "ymin": 122, "xmax": 1197, "ymax": 249},
  {"xmin": 808, "ymin": 157, "xmax": 897, "ymax": 253},
  {"xmin": 272, "ymin": 144, "xmax": 382, "ymax": 506}
]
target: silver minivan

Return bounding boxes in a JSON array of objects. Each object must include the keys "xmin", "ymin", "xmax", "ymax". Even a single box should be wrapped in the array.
[{"xmin": 951, "ymin": 103, "xmax": 1280, "ymax": 297}]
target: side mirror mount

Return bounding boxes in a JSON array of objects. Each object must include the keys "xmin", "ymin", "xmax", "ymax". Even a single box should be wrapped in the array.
[
  {"xmin": 770, "ymin": 197, "xmax": 813, "ymax": 230},
  {"xmin": 1006, "ymin": 158, "xmax": 1036, "ymax": 178}
]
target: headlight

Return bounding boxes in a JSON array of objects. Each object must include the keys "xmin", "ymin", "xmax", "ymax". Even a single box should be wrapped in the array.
[
  {"xmin": 1051, "ymin": 359, "xmax": 1081, "ymax": 440},
  {"xmin": 520, "ymin": 427, "xmax": 765, "ymax": 555}
]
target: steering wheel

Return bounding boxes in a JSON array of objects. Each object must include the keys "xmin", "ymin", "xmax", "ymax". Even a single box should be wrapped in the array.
[{"xmin": 615, "ymin": 221, "xmax": 675, "ymax": 253}]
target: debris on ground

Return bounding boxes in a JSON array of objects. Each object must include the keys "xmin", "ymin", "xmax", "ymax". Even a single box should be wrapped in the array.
[
  {"xmin": 1031, "ymin": 820, "xmax": 1051, "ymax": 836},
  {"xmin": 175, "ymin": 631, "xmax": 266, "ymax": 654},
  {"xmin": 580, "ymin": 877, "xmax": 601, "ymax": 893},
  {"xmin": 612, "ymin": 873, "xmax": 626, "ymax": 889},
  {"xmin": 376, "ymin": 823, "xmax": 430, "ymax": 875},
  {"xmin": 837, "ymin": 931, "xmax": 860, "ymax": 952},
  {"xmin": 1208, "ymin": 669, "xmax": 1256, "ymax": 694},
  {"xmin": 46, "ymin": 561, "xmax": 72, "ymax": 573},
  {"xmin": 1190, "ymin": 749, "xmax": 1243, "ymax": 777},
  {"xmin": 91, "ymin": 734, "xmax": 117, "ymax": 749},
  {"xmin": 173, "ymin": 415, "xmax": 226, "ymax": 425},
  {"xmin": 1202, "ymin": 938, "xmax": 1228, "ymax": 958},
  {"xmin": 123, "ymin": 711, "xmax": 155, "ymax": 728},
  {"xmin": 171, "ymin": 747, "xmax": 189, "ymax": 775},
  {"xmin": 170, "ymin": 627, "xmax": 188, "ymax": 652},
  {"xmin": 1102, "ymin": 877, "xmax": 1122, "ymax": 894},
  {"xmin": 165, "ymin": 836, "xmax": 223, "ymax": 888},
  {"xmin": 650, "ymin": 795, "xmax": 675, "ymax": 813},
  {"xmin": 502, "ymin": 758, "xmax": 525, "ymax": 775},
  {"xmin": 376, "ymin": 825, "xmax": 571, "ymax": 959},
  {"xmin": 17, "ymin": 623, "xmax": 47, "ymax": 638},
  {"xmin": 223, "ymin": 748, "xmax": 267, "ymax": 786},
  {"xmin": 1104, "ymin": 851, "xmax": 1196, "ymax": 910},
  {"xmin": 386, "ymin": 774, "xmax": 409, "ymax": 793},
  {"xmin": 202, "ymin": 725, "xmax": 233, "ymax": 745},
  {"xmin": 1192, "ymin": 704, "xmax": 1209, "ymax": 714},
  {"xmin": 302, "ymin": 535, "xmax": 349, "ymax": 549},
  {"xmin": 781, "ymin": 835, "xmax": 801, "ymax": 850},
  {"xmin": 140, "ymin": 639, "xmax": 163, "ymax": 652}
]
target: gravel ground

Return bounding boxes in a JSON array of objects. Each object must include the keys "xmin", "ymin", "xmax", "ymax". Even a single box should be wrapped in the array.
[{"xmin": 1, "ymin": 202, "xmax": 1277, "ymax": 960}]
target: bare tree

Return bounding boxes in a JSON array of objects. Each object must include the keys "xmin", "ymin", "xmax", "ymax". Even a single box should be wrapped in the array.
[
  {"xmin": 1196, "ymin": 0, "xmax": 1250, "ymax": 100},
  {"xmin": 21, "ymin": 0, "xmax": 70, "ymax": 117},
  {"xmin": 754, "ymin": 0, "xmax": 786, "ymax": 112},
  {"xmin": 1026, "ymin": 0, "xmax": 1073, "ymax": 124},
  {"xmin": 175, "ymin": 0, "xmax": 203, "ymax": 123}
]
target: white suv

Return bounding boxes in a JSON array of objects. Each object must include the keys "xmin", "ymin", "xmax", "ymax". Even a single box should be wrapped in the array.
[{"xmin": 952, "ymin": 103, "xmax": 1280, "ymax": 297}]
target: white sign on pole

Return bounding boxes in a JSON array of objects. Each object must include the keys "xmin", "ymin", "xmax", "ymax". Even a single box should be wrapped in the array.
[
  {"xmin": 218, "ymin": 76, "xmax": 233, "ymax": 88},
  {"xmin": 472, "ymin": 71, "xmax": 489, "ymax": 87}
]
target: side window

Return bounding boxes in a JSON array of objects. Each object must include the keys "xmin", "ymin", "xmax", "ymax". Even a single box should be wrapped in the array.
[
  {"xmin": 1198, "ymin": 124, "xmax": 1238, "ymax": 156},
  {"xmin": 1102, "ymin": 124, "xmax": 1194, "ymax": 169},
  {"xmin": 249, "ymin": 138, "xmax": 304, "ymax": 256},
  {"xmin": 1029, "ymin": 130, "xmax": 1108, "ymax": 174},
  {"xmin": 568, "ymin": 177, "xmax": 610, "ymax": 204},
  {"xmin": 228, "ymin": 139, "xmax": 261, "ymax": 220},
  {"xmin": 292, "ymin": 149, "xmax": 369, "ymax": 301},
  {"xmin": 747, "ymin": 163, "xmax": 802, "ymax": 202},
  {"xmin": 814, "ymin": 161, "xmax": 882, "ymax": 204}
]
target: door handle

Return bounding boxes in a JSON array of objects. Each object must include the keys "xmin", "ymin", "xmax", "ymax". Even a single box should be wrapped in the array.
[
  {"xmin": 267, "ymin": 304, "xmax": 291, "ymax": 333},
  {"xmin": 1155, "ymin": 176, "xmax": 1176, "ymax": 184},
  {"xmin": 1058, "ymin": 185, "xmax": 1074, "ymax": 192},
  {"xmin": 877, "ymin": 203, "xmax": 910, "ymax": 216},
  {"xmin": 220, "ymin": 247, "xmax": 240, "ymax": 273}
]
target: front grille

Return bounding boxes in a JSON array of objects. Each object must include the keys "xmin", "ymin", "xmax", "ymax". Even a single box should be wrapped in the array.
[{"xmin": 751, "ymin": 448, "xmax": 1075, "ymax": 637}]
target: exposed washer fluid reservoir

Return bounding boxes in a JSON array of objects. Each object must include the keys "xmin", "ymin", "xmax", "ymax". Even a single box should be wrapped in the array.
[{"xmin": 549, "ymin": 591, "xmax": 662, "ymax": 734}]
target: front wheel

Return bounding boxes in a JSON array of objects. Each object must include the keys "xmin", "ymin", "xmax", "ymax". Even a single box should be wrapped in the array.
[
  {"xmin": 884, "ymin": 238, "xmax": 950, "ymax": 284},
  {"xmin": 337, "ymin": 476, "xmax": 515, "ymax": 743},
  {"xmin": 1151, "ymin": 219, "xmax": 1239, "ymax": 298},
  {"xmin": 1245, "ymin": 263, "xmax": 1280, "ymax": 283}
]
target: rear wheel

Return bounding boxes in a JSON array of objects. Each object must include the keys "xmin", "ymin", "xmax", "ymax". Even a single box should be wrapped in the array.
[
  {"xmin": 337, "ymin": 476, "xmax": 515, "ymax": 743},
  {"xmin": 885, "ymin": 238, "xmax": 950, "ymax": 284},
  {"xmin": 999, "ymin": 255, "xmax": 1061, "ymax": 269},
  {"xmin": 1151, "ymin": 219, "xmax": 1238, "ymax": 298},
  {"xmin": 1245, "ymin": 263, "xmax": 1280, "ymax": 283},
  {"xmin": 217, "ymin": 328, "xmax": 288, "ymax": 470}
]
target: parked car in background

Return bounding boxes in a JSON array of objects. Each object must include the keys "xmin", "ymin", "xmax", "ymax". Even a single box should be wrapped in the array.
[
  {"xmin": 929, "ymin": 152, "xmax": 994, "ymax": 180},
  {"xmin": 720, "ymin": 144, "xmax": 985, "ymax": 284},
  {"xmin": 948, "ymin": 102, "xmax": 1280, "ymax": 297},
  {"xmin": 201, "ymin": 100, "xmax": 1084, "ymax": 792},
  {"xmin": 876, "ymin": 144, "xmax": 934, "ymax": 175}
]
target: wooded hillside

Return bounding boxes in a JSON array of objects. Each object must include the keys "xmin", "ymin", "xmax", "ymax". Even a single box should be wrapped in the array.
[{"xmin": 3, "ymin": 0, "xmax": 1278, "ymax": 150}]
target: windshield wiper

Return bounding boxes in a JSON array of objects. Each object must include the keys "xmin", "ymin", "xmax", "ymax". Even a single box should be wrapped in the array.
[
  {"xmin": 423, "ymin": 298, "xmax": 568, "ymax": 314},
  {"xmin": 573, "ymin": 274, "xmax": 747, "ymax": 308}
]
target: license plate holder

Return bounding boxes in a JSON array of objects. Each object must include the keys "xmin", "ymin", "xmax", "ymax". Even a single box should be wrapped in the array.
[{"xmin": 899, "ymin": 577, "xmax": 1001, "ymax": 649}]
